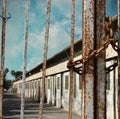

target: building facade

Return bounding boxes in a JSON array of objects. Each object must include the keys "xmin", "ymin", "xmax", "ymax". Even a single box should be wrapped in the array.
[{"xmin": 12, "ymin": 16, "xmax": 119, "ymax": 118}]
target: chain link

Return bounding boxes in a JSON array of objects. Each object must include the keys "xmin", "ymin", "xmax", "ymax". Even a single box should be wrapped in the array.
[{"xmin": 67, "ymin": 17, "xmax": 119, "ymax": 74}]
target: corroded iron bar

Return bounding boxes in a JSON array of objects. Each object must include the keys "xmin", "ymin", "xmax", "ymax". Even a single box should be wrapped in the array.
[
  {"xmin": 39, "ymin": 0, "xmax": 51, "ymax": 119},
  {"xmin": 0, "ymin": 0, "xmax": 6, "ymax": 118},
  {"xmin": 68, "ymin": 0, "xmax": 75, "ymax": 119},
  {"xmin": 95, "ymin": 0, "xmax": 106, "ymax": 119},
  {"xmin": 118, "ymin": 0, "xmax": 120, "ymax": 30},
  {"xmin": 82, "ymin": 0, "xmax": 106, "ymax": 119},
  {"xmin": 20, "ymin": 0, "xmax": 29, "ymax": 119},
  {"xmin": 118, "ymin": 0, "xmax": 120, "ymax": 118},
  {"xmin": 82, "ymin": 0, "xmax": 95, "ymax": 118}
]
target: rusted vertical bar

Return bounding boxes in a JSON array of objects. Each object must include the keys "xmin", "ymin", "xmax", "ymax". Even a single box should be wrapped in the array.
[
  {"xmin": 20, "ymin": 0, "xmax": 29, "ymax": 119},
  {"xmin": 118, "ymin": 0, "xmax": 120, "ymax": 30},
  {"xmin": 118, "ymin": 0, "xmax": 120, "ymax": 119},
  {"xmin": 39, "ymin": 0, "xmax": 51, "ymax": 119},
  {"xmin": 0, "ymin": 0, "xmax": 6, "ymax": 118},
  {"xmin": 113, "ymin": 64, "xmax": 116, "ymax": 119},
  {"xmin": 82, "ymin": 0, "xmax": 106, "ymax": 119},
  {"xmin": 95, "ymin": 0, "xmax": 106, "ymax": 119},
  {"xmin": 82, "ymin": 0, "xmax": 95, "ymax": 118},
  {"xmin": 68, "ymin": 0, "xmax": 75, "ymax": 119}
]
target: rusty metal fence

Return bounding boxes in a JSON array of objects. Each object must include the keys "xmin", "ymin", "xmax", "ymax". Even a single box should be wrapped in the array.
[{"xmin": 67, "ymin": 0, "xmax": 120, "ymax": 119}]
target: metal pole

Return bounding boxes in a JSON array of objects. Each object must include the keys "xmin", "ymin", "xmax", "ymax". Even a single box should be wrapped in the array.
[
  {"xmin": 117, "ymin": 0, "xmax": 120, "ymax": 119},
  {"xmin": 118, "ymin": 0, "xmax": 120, "ymax": 30},
  {"xmin": 0, "ymin": 0, "xmax": 6, "ymax": 118},
  {"xmin": 68, "ymin": 0, "xmax": 75, "ymax": 119},
  {"xmin": 95, "ymin": 0, "xmax": 106, "ymax": 119},
  {"xmin": 82, "ymin": 0, "xmax": 106, "ymax": 119},
  {"xmin": 82, "ymin": 0, "xmax": 95, "ymax": 118},
  {"xmin": 113, "ymin": 64, "xmax": 116, "ymax": 119},
  {"xmin": 39, "ymin": 0, "xmax": 51, "ymax": 119},
  {"xmin": 20, "ymin": 0, "xmax": 29, "ymax": 119}
]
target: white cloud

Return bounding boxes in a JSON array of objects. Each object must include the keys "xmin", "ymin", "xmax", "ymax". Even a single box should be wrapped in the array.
[
  {"xmin": 28, "ymin": 32, "xmax": 42, "ymax": 49},
  {"xmin": 0, "ymin": 0, "xmax": 82, "ymax": 79},
  {"xmin": 29, "ymin": 12, "xmax": 38, "ymax": 24},
  {"xmin": 52, "ymin": 0, "xmax": 71, "ymax": 12},
  {"xmin": 27, "ymin": 31, "xmax": 44, "ymax": 71},
  {"xmin": 6, "ymin": 43, "xmax": 22, "ymax": 58},
  {"xmin": 49, "ymin": 21, "xmax": 70, "ymax": 49},
  {"xmin": 36, "ymin": 0, "xmax": 47, "ymax": 11},
  {"xmin": 27, "ymin": 56, "xmax": 41, "ymax": 71}
]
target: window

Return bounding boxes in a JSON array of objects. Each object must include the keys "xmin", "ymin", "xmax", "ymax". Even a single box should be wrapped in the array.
[
  {"xmin": 74, "ymin": 73, "xmax": 76, "ymax": 98},
  {"xmin": 79, "ymin": 75, "xmax": 82, "ymax": 89},
  {"xmin": 106, "ymin": 73, "xmax": 110, "ymax": 90},
  {"xmin": 19, "ymin": 83, "xmax": 22, "ymax": 88},
  {"xmin": 65, "ymin": 75, "xmax": 69, "ymax": 89},
  {"xmin": 48, "ymin": 79, "xmax": 50, "ymax": 89},
  {"xmin": 25, "ymin": 83, "xmax": 27, "ymax": 89},
  {"xmin": 53, "ymin": 77, "xmax": 55, "ymax": 94},
  {"xmin": 57, "ymin": 77, "xmax": 60, "ymax": 89}
]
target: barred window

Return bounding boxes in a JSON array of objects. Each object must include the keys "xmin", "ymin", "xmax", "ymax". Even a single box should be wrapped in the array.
[{"xmin": 65, "ymin": 75, "xmax": 69, "ymax": 89}]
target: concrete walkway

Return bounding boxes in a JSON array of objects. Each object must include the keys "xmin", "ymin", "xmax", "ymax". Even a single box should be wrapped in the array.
[{"xmin": 3, "ymin": 92, "xmax": 80, "ymax": 119}]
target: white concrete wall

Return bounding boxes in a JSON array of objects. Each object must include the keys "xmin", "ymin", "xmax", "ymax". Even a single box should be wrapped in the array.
[
  {"xmin": 12, "ymin": 45, "xmax": 119, "ymax": 117},
  {"xmin": 106, "ymin": 45, "xmax": 118, "ymax": 119}
]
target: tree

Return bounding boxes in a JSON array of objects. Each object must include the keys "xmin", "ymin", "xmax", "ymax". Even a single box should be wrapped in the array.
[
  {"xmin": 3, "ymin": 68, "xmax": 9, "ymax": 90},
  {"xmin": 11, "ymin": 70, "xmax": 22, "ymax": 79},
  {"xmin": 4, "ymin": 68, "xmax": 9, "ymax": 77},
  {"xmin": 4, "ymin": 80, "xmax": 12, "ymax": 90},
  {"xmin": 10, "ymin": 70, "xmax": 16, "ymax": 78}
]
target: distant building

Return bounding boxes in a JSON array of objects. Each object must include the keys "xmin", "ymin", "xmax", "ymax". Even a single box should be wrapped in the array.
[{"xmin": 12, "ymin": 16, "xmax": 119, "ymax": 118}]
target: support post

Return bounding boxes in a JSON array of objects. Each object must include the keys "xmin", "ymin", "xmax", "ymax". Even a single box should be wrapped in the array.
[
  {"xmin": 39, "ymin": 0, "xmax": 51, "ymax": 119},
  {"xmin": 20, "ymin": 0, "xmax": 29, "ymax": 119},
  {"xmin": 118, "ymin": 0, "xmax": 120, "ymax": 119},
  {"xmin": 82, "ymin": 0, "xmax": 106, "ymax": 119},
  {"xmin": 95, "ymin": 0, "xmax": 106, "ymax": 119},
  {"xmin": 68, "ymin": 0, "xmax": 75, "ymax": 119},
  {"xmin": 82, "ymin": 0, "xmax": 95, "ymax": 118},
  {"xmin": 0, "ymin": 0, "xmax": 6, "ymax": 118}
]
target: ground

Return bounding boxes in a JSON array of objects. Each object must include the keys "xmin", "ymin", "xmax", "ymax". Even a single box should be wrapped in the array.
[{"xmin": 3, "ymin": 92, "xmax": 80, "ymax": 119}]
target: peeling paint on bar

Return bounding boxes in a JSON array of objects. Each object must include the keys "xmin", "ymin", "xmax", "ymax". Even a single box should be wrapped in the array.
[
  {"xmin": 68, "ymin": 0, "xmax": 75, "ymax": 119},
  {"xmin": 96, "ymin": 0, "xmax": 106, "ymax": 119},
  {"xmin": 0, "ymin": 0, "xmax": 6, "ymax": 118},
  {"xmin": 82, "ymin": 0, "xmax": 95, "ymax": 119},
  {"xmin": 82, "ymin": 0, "xmax": 106, "ymax": 119},
  {"xmin": 118, "ymin": 0, "xmax": 120, "ymax": 119}
]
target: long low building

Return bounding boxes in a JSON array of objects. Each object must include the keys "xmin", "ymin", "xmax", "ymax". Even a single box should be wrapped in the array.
[{"xmin": 12, "ymin": 16, "xmax": 119, "ymax": 118}]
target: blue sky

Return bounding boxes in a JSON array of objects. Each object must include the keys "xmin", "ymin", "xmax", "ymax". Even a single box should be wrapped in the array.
[{"xmin": 0, "ymin": 0, "xmax": 117, "ymax": 79}]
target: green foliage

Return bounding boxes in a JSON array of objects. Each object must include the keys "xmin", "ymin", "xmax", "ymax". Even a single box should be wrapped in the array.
[
  {"xmin": 4, "ymin": 68, "xmax": 9, "ymax": 77},
  {"xmin": 3, "ymin": 68, "xmax": 11, "ymax": 90},
  {"xmin": 4, "ymin": 80, "xmax": 12, "ymax": 90},
  {"xmin": 11, "ymin": 70, "xmax": 22, "ymax": 79}
]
